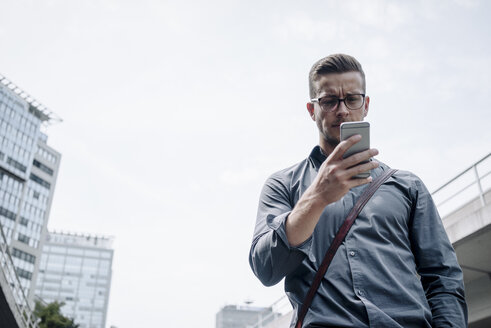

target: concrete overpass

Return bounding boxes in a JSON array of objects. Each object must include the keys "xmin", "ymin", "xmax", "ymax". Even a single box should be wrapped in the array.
[
  {"xmin": 0, "ymin": 227, "xmax": 38, "ymax": 328},
  {"xmin": 434, "ymin": 153, "xmax": 491, "ymax": 327},
  {"xmin": 252, "ymin": 152, "xmax": 491, "ymax": 328}
]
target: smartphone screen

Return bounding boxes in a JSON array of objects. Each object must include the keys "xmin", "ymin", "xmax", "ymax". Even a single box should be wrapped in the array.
[{"xmin": 340, "ymin": 121, "xmax": 370, "ymax": 178}]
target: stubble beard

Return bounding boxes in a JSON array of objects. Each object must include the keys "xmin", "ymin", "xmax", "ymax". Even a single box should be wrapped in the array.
[
  {"xmin": 316, "ymin": 119, "xmax": 339, "ymax": 153},
  {"xmin": 322, "ymin": 130, "xmax": 339, "ymax": 149}
]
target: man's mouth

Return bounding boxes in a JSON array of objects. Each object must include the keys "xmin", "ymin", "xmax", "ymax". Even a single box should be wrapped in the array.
[{"xmin": 332, "ymin": 120, "xmax": 350, "ymax": 127}]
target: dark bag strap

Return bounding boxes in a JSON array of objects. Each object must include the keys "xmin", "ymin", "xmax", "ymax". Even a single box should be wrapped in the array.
[{"xmin": 295, "ymin": 168, "xmax": 398, "ymax": 328}]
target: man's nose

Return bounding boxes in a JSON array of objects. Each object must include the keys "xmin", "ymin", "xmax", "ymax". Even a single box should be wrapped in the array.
[{"xmin": 335, "ymin": 101, "xmax": 349, "ymax": 116}]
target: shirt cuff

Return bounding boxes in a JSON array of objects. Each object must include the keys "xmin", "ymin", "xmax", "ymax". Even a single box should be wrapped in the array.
[{"xmin": 267, "ymin": 211, "xmax": 316, "ymax": 263}]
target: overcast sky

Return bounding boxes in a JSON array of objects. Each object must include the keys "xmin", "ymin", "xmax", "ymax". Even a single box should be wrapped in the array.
[{"xmin": 1, "ymin": 0, "xmax": 490, "ymax": 327}]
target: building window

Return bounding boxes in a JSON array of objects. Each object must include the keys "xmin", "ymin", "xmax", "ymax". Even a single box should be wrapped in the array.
[
  {"xmin": 18, "ymin": 233, "xmax": 30, "ymax": 245},
  {"xmin": 33, "ymin": 159, "xmax": 54, "ymax": 176},
  {"xmin": 15, "ymin": 267, "xmax": 33, "ymax": 280},
  {"xmin": 0, "ymin": 206, "xmax": 16, "ymax": 221},
  {"xmin": 29, "ymin": 173, "xmax": 51, "ymax": 189},
  {"xmin": 12, "ymin": 248, "xmax": 36, "ymax": 264},
  {"xmin": 7, "ymin": 156, "xmax": 27, "ymax": 173},
  {"xmin": 19, "ymin": 217, "xmax": 29, "ymax": 226}
]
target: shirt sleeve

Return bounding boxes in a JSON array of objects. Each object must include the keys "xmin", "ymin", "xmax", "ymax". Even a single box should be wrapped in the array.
[
  {"xmin": 409, "ymin": 177, "xmax": 468, "ymax": 327},
  {"xmin": 249, "ymin": 173, "xmax": 314, "ymax": 287}
]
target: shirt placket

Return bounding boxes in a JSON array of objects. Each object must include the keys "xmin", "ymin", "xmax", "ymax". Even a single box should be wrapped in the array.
[{"xmin": 345, "ymin": 235, "xmax": 373, "ymax": 323}]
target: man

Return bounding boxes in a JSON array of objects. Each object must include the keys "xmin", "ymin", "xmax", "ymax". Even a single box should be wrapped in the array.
[{"xmin": 249, "ymin": 54, "xmax": 467, "ymax": 327}]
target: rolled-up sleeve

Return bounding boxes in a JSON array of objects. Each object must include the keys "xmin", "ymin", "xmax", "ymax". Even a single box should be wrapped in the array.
[
  {"xmin": 249, "ymin": 173, "xmax": 313, "ymax": 287},
  {"xmin": 410, "ymin": 178, "xmax": 468, "ymax": 327}
]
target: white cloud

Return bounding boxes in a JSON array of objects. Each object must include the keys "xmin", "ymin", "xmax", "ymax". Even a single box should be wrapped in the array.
[
  {"xmin": 453, "ymin": 0, "xmax": 480, "ymax": 8},
  {"xmin": 270, "ymin": 10, "xmax": 342, "ymax": 42},
  {"xmin": 270, "ymin": 0, "xmax": 415, "ymax": 44}
]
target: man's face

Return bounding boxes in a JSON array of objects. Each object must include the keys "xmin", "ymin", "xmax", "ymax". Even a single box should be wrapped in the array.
[{"xmin": 307, "ymin": 71, "xmax": 369, "ymax": 150}]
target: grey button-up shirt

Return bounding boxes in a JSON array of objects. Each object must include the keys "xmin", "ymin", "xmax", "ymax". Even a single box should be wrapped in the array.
[{"xmin": 249, "ymin": 146, "xmax": 467, "ymax": 327}]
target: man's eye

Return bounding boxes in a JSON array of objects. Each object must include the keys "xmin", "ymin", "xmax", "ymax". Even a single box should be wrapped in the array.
[
  {"xmin": 321, "ymin": 98, "xmax": 338, "ymax": 107},
  {"xmin": 346, "ymin": 95, "xmax": 360, "ymax": 102}
]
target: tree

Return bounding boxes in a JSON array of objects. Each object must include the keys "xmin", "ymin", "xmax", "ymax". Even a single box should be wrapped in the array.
[{"xmin": 34, "ymin": 300, "xmax": 79, "ymax": 328}]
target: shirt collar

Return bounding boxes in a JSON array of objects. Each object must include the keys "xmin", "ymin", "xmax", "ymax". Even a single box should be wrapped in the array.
[{"xmin": 309, "ymin": 145, "xmax": 327, "ymax": 169}]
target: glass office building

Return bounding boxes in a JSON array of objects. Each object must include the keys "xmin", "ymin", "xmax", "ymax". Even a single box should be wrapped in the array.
[
  {"xmin": 0, "ymin": 74, "xmax": 61, "ymax": 303},
  {"xmin": 35, "ymin": 231, "xmax": 114, "ymax": 328}
]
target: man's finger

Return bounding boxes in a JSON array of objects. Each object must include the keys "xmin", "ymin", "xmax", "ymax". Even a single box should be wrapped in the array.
[
  {"xmin": 341, "ymin": 148, "xmax": 379, "ymax": 169},
  {"xmin": 345, "ymin": 160, "xmax": 379, "ymax": 178},
  {"xmin": 346, "ymin": 175, "xmax": 373, "ymax": 189},
  {"xmin": 329, "ymin": 134, "xmax": 362, "ymax": 160}
]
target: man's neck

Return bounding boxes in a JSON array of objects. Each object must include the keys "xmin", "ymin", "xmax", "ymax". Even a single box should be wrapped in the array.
[{"xmin": 319, "ymin": 138, "xmax": 337, "ymax": 158}]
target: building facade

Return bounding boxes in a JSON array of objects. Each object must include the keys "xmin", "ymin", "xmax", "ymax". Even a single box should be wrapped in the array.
[
  {"xmin": 0, "ymin": 74, "xmax": 61, "ymax": 304},
  {"xmin": 216, "ymin": 304, "xmax": 278, "ymax": 328},
  {"xmin": 35, "ymin": 231, "xmax": 114, "ymax": 328}
]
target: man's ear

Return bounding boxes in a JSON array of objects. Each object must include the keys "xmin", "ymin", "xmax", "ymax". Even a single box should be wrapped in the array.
[
  {"xmin": 363, "ymin": 96, "xmax": 370, "ymax": 117},
  {"xmin": 307, "ymin": 102, "xmax": 315, "ymax": 121}
]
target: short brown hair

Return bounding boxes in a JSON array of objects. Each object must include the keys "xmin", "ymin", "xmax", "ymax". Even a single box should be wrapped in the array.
[{"xmin": 308, "ymin": 54, "xmax": 366, "ymax": 98}]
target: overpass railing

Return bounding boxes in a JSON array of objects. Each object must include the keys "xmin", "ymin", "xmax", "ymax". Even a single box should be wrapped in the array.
[
  {"xmin": 0, "ymin": 224, "xmax": 39, "ymax": 328},
  {"xmin": 431, "ymin": 152, "xmax": 491, "ymax": 217}
]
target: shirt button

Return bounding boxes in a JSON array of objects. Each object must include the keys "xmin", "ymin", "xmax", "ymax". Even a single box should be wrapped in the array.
[{"xmin": 349, "ymin": 251, "xmax": 355, "ymax": 257}]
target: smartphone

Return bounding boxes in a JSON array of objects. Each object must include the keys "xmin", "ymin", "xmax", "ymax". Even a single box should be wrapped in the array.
[{"xmin": 340, "ymin": 121, "xmax": 370, "ymax": 179}]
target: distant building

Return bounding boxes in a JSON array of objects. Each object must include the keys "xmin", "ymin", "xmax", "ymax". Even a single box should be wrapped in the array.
[
  {"xmin": 216, "ymin": 304, "xmax": 279, "ymax": 328},
  {"xmin": 35, "ymin": 231, "xmax": 114, "ymax": 328},
  {"xmin": 0, "ymin": 74, "xmax": 61, "ymax": 304}
]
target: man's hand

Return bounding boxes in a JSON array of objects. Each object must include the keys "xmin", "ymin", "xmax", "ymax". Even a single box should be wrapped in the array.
[
  {"xmin": 311, "ymin": 134, "xmax": 379, "ymax": 205},
  {"xmin": 286, "ymin": 135, "xmax": 379, "ymax": 246}
]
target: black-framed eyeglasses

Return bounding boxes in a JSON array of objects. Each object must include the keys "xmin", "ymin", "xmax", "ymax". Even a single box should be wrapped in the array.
[{"xmin": 311, "ymin": 94, "xmax": 366, "ymax": 112}]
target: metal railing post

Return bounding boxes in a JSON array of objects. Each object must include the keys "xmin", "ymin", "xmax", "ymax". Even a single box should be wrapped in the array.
[
  {"xmin": 473, "ymin": 164, "xmax": 486, "ymax": 207},
  {"xmin": 432, "ymin": 152, "xmax": 490, "ymax": 211}
]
